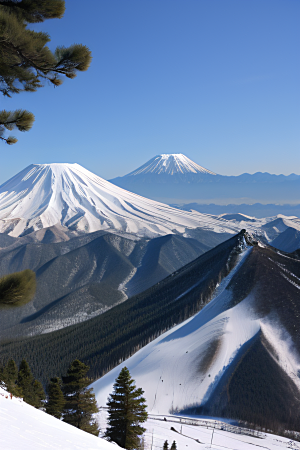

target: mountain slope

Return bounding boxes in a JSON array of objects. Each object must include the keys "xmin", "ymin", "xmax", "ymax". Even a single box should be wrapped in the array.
[
  {"xmin": 91, "ymin": 241, "xmax": 300, "ymax": 431},
  {"xmin": 0, "ymin": 232, "xmax": 248, "ymax": 384},
  {"xmin": 110, "ymin": 154, "xmax": 300, "ymax": 204},
  {"xmin": 0, "ymin": 229, "xmax": 231, "ymax": 339},
  {"xmin": 0, "ymin": 163, "xmax": 239, "ymax": 238},
  {"xmin": 125, "ymin": 154, "xmax": 216, "ymax": 176},
  {"xmin": 271, "ymin": 226, "xmax": 300, "ymax": 252}
]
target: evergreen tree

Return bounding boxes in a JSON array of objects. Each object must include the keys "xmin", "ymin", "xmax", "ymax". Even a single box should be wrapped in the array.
[
  {"xmin": 18, "ymin": 358, "xmax": 45, "ymax": 408},
  {"xmin": 62, "ymin": 359, "xmax": 99, "ymax": 436},
  {"xmin": 46, "ymin": 377, "xmax": 65, "ymax": 419},
  {"xmin": 2, "ymin": 359, "xmax": 23, "ymax": 397},
  {"xmin": 163, "ymin": 440, "xmax": 169, "ymax": 450},
  {"xmin": 170, "ymin": 441, "xmax": 177, "ymax": 450},
  {"xmin": 32, "ymin": 379, "xmax": 46, "ymax": 408},
  {"xmin": 0, "ymin": 0, "xmax": 91, "ymax": 144},
  {"xmin": 105, "ymin": 366, "xmax": 148, "ymax": 450}
]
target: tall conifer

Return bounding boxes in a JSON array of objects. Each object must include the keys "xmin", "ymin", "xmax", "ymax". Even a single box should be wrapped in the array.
[
  {"xmin": 62, "ymin": 359, "xmax": 99, "ymax": 436},
  {"xmin": 2, "ymin": 359, "xmax": 22, "ymax": 396},
  {"xmin": 46, "ymin": 377, "xmax": 65, "ymax": 419},
  {"xmin": 105, "ymin": 367, "xmax": 148, "ymax": 449},
  {"xmin": 18, "ymin": 358, "xmax": 45, "ymax": 407}
]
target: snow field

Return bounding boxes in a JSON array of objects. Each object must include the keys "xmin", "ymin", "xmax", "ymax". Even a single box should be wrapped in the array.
[
  {"xmin": 0, "ymin": 387, "xmax": 116, "ymax": 450},
  {"xmin": 96, "ymin": 409, "xmax": 300, "ymax": 450}
]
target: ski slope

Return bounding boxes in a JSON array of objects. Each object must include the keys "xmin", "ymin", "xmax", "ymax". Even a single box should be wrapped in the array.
[
  {"xmin": 1, "ymin": 386, "xmax": 298, "ymax": 450},
  {"xmin": 91, "ymin": 244, "xmax": 300, "ymax": 416},
  {"xmin": 0, "ymin": 386, "xmax": 115, "ymax": 450}
]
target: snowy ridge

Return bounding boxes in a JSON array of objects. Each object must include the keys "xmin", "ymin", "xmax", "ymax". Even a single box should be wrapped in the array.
[
  {"xmin": 126, "ymin": 154, "xmax": 216, "ymax": 176},
  {"xmin": 91, "ymin": 244, "xmax": 300, "ymax": 416},
  {"xmin": 0, "ymin": 163, "xmax": 235, "ymax": 238}
]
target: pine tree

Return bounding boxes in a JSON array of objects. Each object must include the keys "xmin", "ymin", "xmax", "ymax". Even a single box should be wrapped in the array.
[
  {"xmin": 105, "ymin": 367, "xmax": 148, "ymax": 450},
  {"xmin": 18, "ymin": 358, "xmax": 45, "ymax": 408},
  {"xmin": 0, "ymin": 269, "xmax": 36, "ymax": 307},
  {"xmin": 62, "ymin": 359, "xmax": 99, "ymax": 436},
  {"xmin": 46, "ymin": 377, "xmax": 65, "ymax": 419},
  {"xmin": 0, "ymin": 0, "xmax": 91, "ymax": 144},
  {"xmin": 163, "ymin": 440, "xmax": 169, "ymax": 450},
  {"xmin": 170, "ymin": 441, "xmax": 177, "ymax": 450},
  {"xmin": 2, "ymin": 359, "xmax": 23, "ymax": 397}
]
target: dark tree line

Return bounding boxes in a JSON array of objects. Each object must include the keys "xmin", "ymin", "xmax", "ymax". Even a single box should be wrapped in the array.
[
  {"xmin": 1, "ymin": 358, "xmax": 149, "ymax": 446},
  {"xmin": 0, "ymin": 358, "xmax": 45, "ymax": 407},
  {"xmin": 0, "ymin": 357, "xmax": 99, "ymax": 436}
]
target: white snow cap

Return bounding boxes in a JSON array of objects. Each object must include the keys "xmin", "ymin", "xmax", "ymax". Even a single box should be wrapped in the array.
[
  {"xmin": 0, "ymin": 163, "xmax": 234, "ymax": 237},
  {"xmin": 127, "ymin": 154, "xmax": 216, "ymax": 176}
]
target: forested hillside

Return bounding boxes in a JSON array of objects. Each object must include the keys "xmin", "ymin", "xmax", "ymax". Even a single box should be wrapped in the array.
[{"xmin": 0, "ymin": 232, "xmax": 247, "ymax": 385}]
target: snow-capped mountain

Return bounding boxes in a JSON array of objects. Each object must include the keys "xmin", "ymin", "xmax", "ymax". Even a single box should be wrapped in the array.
[
  {"xmin": 0, "ymin": 163, "xmax": 238, "ymax": 238},
  {"xmin": 110, "ymin": 154, "xmax": 300, "ymax": 205},
  {"xmin": 125, "ymin": 154, "xmax": 216, "ymax": 176},
  {"xmin": 92, "ymin": 234, "xmax": 300, "ymax": 430}
]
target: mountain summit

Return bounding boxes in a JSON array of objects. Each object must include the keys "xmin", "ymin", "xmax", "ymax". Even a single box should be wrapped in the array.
[
  {"xmin": 126, "ymin": 154, "xmax": 216, "ymax": 176},
  {"xmin": 0, "ymin": 163, "xmax": 237, "ymax": 237},
  {"xmin": 110, "ymin": 154, "xmax": 300, "ymax": 205}
]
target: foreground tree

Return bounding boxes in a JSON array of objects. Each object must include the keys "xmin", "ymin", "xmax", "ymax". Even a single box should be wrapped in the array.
[
  {"xmin": 62, "ymin": 359, "xmax": 99, "ymax": 436},
  {"xmin": 0, "ymin": 269, "xmax": 36, "ymax": 307},
  {"xmin": 105, "ymin": 367, "xmax": 148, "ymax": 449},
  {"xmin": 0, "ymin": 0, "xmax": 92, "ymax": 144},
  {"xmin": 46, "ymin": 376, "xmax": 65, "ymax": 419}
]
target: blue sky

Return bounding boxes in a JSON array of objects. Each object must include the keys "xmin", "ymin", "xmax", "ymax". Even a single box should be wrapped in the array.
[{"xmin": 1, "ymin": 0, "xmax": 299, "ymax": 184}]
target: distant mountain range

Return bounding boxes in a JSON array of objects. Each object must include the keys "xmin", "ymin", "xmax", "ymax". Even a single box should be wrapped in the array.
[
  {"xmin": 0, "ymin": 227, "xmax": 231, "ymax": 339},
  {"xmin": 110, "ymin": 153, "xmax": 300, "ymax": 205},
  {"xmin": 174, "ymin": 202, "xmax": 300, "ymax": 219}
]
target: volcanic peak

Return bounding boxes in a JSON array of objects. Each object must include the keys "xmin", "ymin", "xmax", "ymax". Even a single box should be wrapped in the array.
[{"xmin": 126, "ymin": 154, "xmax": 216, "ymax": 176}]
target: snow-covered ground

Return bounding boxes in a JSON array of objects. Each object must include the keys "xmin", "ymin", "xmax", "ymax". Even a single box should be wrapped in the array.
[
  {"xmin": 1, "ymin": 385, "xmax": 299, "ymax": 450},
  {"xmin": 97, "ymin": 410, "xmax": 300, "ymax": 450},
  {"xmin": 0, "ymin": 386, "xmax": 116, "ymax": 450}
]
